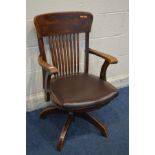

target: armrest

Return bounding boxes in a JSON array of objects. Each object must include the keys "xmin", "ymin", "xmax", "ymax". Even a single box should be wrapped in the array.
[
  {"xmin": 38, "ymin": 55, "xmax": 58, "ymax": 74},
  {"xmin": 89, "ymin": 48, "xmax": 118, "ymax": 81},
  {"xmin": 89, "ymin": 48, "xmax": 118, "ymax": 64}
]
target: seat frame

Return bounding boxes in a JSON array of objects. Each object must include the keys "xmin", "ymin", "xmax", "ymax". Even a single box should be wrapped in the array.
[{"xmin": 34, "ymin": 11, "xmax": 118, "ymax": 151}]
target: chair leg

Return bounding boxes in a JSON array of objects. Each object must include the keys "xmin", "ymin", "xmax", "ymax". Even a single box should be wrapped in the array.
[
  {"xmin": 76, "ymin": 112, "xmax": 108, "ymax": 137},
  {"xmin": 57, "ymin": 114, "xmax": 74, "ymax": 151},
  {"xmin": 40, "ymin": 106, "xmax": 61, "ymax": 119},
  {"xmin": 44, "ymin": 91, "xmax": 50, "ymax": 101}
]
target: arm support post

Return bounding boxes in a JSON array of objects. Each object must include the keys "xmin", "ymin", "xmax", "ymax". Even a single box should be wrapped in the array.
[
  {"xmin": 38, "ymin": 55, "xmax": 58, "ymax": 101},
  {"xmin": 89, "ymin": 48, "xmax": 118, "ymax": 80}
]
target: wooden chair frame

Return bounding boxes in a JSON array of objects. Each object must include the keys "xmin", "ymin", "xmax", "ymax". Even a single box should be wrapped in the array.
[{"xmin": 34, "ymin": 11, "xmax": 118, "ymax": 151}]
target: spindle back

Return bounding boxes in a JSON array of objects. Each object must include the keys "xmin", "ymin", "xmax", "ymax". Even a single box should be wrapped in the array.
[{"xmin": 34, "ymin": 12, "xmax": 93, "ymax": 76}]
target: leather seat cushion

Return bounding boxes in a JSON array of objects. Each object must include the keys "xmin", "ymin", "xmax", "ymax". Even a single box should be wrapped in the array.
[{"xmin": 51, "ymin": 73, "xmax": 118, "ymax": 111}]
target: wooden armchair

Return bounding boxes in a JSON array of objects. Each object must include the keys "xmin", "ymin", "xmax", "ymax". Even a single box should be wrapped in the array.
[{"xmin": 34, "ymin": 12, "xmax": 119, "ymax": 151}]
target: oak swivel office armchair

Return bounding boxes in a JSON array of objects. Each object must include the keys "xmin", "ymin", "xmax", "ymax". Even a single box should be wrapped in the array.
[{"xmin": 34, "ymin": 12, "xmax": 119, "ymax": 151}]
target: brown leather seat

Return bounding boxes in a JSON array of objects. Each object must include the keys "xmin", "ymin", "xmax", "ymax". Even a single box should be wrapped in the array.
[{"xmin": 51, "ymin": 73, "xmax": 118, "ymax": 111}]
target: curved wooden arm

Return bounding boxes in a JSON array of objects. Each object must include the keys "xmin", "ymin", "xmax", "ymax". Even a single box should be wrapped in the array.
[
  {"xmin": 38, "ymin": 55, "xmax": 58, "ymax": 95},
  {"xmin": 38, "ymin": 55, "xmax": 58, "ymax": 74},
  {"xmin": 89, "ymin": 48, "xmax": 118, "ymax": 80},
  {"xmin": 89, "ymin": 48, "xmax": 118, "ymax": 64}
]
